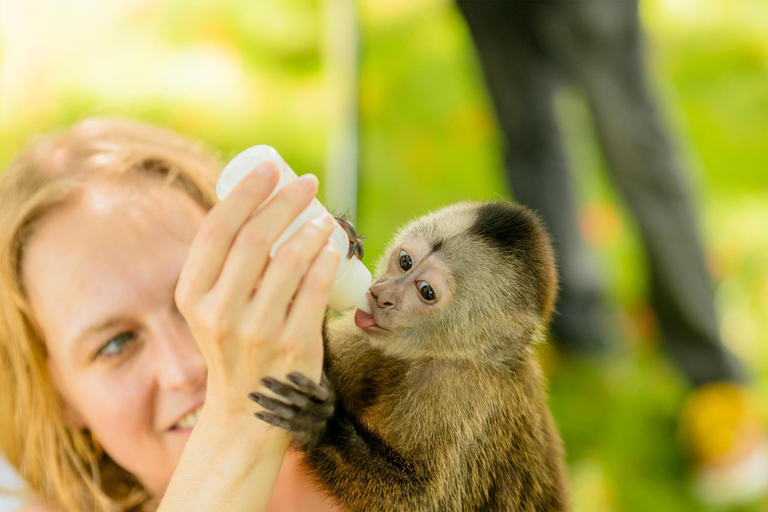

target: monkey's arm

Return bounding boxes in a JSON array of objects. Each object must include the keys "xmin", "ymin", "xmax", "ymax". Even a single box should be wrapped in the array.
[{"xmin": 251, "ymin": 373, "xmax": 449, "ymax": 511}]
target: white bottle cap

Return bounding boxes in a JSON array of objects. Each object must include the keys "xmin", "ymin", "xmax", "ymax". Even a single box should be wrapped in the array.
[
  {"xmin": 216, "ymin": 145, "xmax": 290, "ymax": 201},
  {"xmin": 328, "ymin": 257, "xmax": 372, "ymax": 313}
]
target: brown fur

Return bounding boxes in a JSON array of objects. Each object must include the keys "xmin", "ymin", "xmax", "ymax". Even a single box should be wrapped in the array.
[{"xmin": 301, "ymin": 201, "xmax": 570, "ymax": 511}]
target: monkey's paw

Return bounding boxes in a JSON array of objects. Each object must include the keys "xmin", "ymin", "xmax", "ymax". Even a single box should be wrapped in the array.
[
  {"xmin": 249, "ymin": 372, "xmax": 335, "ymax": 451},
  {"xmin": 334, "ymin": 215, "xmax": 364, "ymax": 260}
]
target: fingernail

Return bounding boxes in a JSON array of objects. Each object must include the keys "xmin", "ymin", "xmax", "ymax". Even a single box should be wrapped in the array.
[
  {"xmin": 295, "ymin": 174, "xmax": 318, "ymax": 194},
  {"xmin": 311, "ymin": 212, "xmax": 334, "ymax": 228},
  {"xmin": 256, "ymin": 162, "xmax": 277, "ymax": 179}
]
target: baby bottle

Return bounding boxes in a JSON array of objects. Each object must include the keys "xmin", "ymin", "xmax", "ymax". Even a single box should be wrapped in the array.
[{"xmin": 216, "ymin": 145, "xmax": 372, "ymax": 314}]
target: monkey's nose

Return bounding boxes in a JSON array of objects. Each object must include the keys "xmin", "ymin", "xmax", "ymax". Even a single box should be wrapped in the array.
[{"xmin": 370, "ymin": 282, "xmax": 397, "ymax": 309}]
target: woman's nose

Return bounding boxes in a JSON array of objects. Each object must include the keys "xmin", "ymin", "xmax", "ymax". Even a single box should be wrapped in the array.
[{"xmin": 152, "ymin": 317, "xmax": 206, "ymax": 391}]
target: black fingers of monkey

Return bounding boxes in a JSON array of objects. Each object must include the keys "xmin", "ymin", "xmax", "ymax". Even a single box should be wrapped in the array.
[
  {"xmin": 250, "ymin": 372, "xmax": 336, "ymax": 451},
  {"xmin": 333, "ymin": 216, "xmax": 365, "ymax": 260}
]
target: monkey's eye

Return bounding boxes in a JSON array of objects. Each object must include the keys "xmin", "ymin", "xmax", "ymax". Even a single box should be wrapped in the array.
[
  {"xmin": 418, "ymin": 281, "xmax": 436, "ymax": 302},
  {"xmin": 399, "ymin": 250, "xmax": 413, "ymax": 271}
]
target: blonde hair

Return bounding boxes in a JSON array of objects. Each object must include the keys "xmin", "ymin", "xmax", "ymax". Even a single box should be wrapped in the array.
[{"xmin": 0, "ymin": 118, "xmax": 222, "ymax": 511}]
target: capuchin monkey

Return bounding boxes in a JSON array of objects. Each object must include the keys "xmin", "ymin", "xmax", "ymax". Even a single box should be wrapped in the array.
[{"xmin": 250, "ymin": 201, "xmax": 570, "ymax": 511}]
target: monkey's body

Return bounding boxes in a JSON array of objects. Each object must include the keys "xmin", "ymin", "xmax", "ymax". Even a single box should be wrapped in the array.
[
  {"xmin": 314, "ymin": 320, "xmax": 568, "ymax": 511},
  {"xmin": 254, "ymin": 201, "xmax": 570, "ymax": 511}
]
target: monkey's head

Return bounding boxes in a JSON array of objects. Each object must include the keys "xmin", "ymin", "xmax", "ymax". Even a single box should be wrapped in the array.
[{"xmin": 355, "ymin": 201, "xmax": 558, "ymax": 363}]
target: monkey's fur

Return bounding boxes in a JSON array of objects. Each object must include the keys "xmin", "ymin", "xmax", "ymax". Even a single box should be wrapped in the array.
[{"xmin": 253, "ymin": 201, "xmax": 570, "ymax": 511}]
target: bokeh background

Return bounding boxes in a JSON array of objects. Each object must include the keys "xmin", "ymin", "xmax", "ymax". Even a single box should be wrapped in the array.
[{"xmin": 1, "ymin": 0, "xmax": 766, "ymax": 511}]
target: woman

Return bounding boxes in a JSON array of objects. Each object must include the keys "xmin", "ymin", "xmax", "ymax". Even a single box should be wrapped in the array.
[{"xmin": 0, "ymin": 118, "xmax": 345, "ymax": 511}]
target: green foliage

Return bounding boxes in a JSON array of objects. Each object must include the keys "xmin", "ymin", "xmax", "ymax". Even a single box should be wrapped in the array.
[{"xmin": 1, "ymin": 0, "xmax": 766, "ymax": 510}]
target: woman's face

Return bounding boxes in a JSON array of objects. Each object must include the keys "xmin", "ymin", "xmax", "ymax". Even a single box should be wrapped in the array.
[{"xmin": 21, "ymin": 175, "xmax": 208, "ymax": 496}]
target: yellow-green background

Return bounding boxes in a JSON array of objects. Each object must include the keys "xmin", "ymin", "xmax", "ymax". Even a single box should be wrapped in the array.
[{"xmin": 1, "ymin": 0, "xmax": 767, "ymax": 510}]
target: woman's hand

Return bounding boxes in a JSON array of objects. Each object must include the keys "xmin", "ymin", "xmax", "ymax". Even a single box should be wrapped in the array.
[
  {"xmin": 174, "ymin": 162, "xmax": 340, "ymax": 424},
  {"xmin": 162, "ymin": 162, "xmax": 340, "ymax": 512}
]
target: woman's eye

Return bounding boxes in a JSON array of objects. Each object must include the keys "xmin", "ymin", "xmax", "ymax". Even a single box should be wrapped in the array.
[
  {"xmin": 418, "ymin": 281, "xmax": 436, "ymax": 301},
  {"xmin": 399, "ymin": 250, "xmax": 413, "ymax": 271},
  {"xmin": 96, "ymin": 332, "xmax": 136, "ymax": 359}
]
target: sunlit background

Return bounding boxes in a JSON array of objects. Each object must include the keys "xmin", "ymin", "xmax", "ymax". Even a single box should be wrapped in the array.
[{"xmin": 1, "ymin": 0, "xmax": 767, "ymax": 511}]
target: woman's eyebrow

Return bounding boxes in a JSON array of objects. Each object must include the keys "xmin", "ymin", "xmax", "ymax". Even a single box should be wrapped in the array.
[
  {"xmin": 71, "ymin": 316, "xmax": 125, "ymax": 350},
  {"xmin": 71, "ymin": 275, "xmax": 180, "ymax": 348}
]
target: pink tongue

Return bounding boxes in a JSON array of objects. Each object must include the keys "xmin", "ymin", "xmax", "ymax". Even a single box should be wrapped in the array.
[{"xmin": 354, "ymin": 308, "xmax": 377, "ymax": 329}]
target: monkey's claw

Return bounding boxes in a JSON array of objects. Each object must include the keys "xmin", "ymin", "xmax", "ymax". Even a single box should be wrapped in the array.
[
  {"xmin": 250, "ymin": 372, "xmax": 335, "ymax": 450},
  {"xmin": 334, "ymin": 216, "xmax": 365, "ymax": 260}
]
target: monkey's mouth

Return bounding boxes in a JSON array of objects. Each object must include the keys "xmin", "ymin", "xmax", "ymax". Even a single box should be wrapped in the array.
[{"xmin": 354, "ymin": 308, "xmax": 383, "ymax": 331}]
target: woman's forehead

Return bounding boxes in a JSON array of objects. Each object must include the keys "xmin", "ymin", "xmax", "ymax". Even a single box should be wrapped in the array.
[
  {"xmin": 23, "ymin": 176, "xmax": 204, "ymax": 272},
  {"xmin": 20, "ymin": 177, "xmax": 205, "ymax": 355}
]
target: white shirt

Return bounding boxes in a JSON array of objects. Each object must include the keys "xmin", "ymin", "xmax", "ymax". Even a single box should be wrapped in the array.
[{"xmin": 0, "ymin": 455, "xmax": 27, "ymax": 512}]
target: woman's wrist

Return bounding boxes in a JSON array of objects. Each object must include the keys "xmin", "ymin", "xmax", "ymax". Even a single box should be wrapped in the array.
[
  {"xmin": 203, "ymin": 341, "xmax": 324, "ymax": 423},
  {"xmin": 158, "ymin": 401, "xmax": 290, "ymax": 512},
  {"xmin": 196, "ymin": 388, "xmax": 270, "ymax": 436}
]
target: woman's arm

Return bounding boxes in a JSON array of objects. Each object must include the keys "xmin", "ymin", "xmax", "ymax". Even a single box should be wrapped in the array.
[
  {"xmin": 158, "ymin": 162, "xmax": 340, "ymax": 511},
  {"xmin": 158, "ymin": 406, "xmax": 289, "ymax": 511}
]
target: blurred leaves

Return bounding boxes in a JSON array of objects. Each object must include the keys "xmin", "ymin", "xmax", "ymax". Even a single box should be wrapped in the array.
[{"xmin": 1, "ymin": 0, "xmax": 766, "ymax": 510}]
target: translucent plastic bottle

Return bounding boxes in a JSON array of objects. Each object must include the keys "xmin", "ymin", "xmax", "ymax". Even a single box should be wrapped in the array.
[{"xmin": 216, "ymin": 145, "xmax": 372, "ymax": 313}]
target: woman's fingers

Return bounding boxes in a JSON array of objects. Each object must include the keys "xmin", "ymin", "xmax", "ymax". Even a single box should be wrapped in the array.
[
  {"xmin": 213, "ymin": 175, "xmax": 321, "ymax": 304},
  {"xmin": 246, "ymin": 212, "xmax": 336, "ymax": 328},
  {"xmin": 176, "ymin": 163, "xmax": 279, "ymax": 307},
  {"xmin": 282, "ymin": 241, "xmax": 340, "ymax": 353}
]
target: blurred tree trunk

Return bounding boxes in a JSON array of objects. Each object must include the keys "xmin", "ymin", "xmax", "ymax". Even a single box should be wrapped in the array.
[{"xmin": 322, "ymin": 0, "xmax": 360, "ymax": 220}]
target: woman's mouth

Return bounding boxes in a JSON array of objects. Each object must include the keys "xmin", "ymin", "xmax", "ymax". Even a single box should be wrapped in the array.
[{"xmin": 170, "ymin": 405, "xmax": 204, "ymax": 431}]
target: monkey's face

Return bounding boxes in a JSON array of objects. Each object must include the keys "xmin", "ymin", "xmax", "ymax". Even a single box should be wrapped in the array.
[
  {"xmin": 356, "ymin": 201, "xmax": 557, "ymax": 361},
  {"xmin": 360, "ymin": 236, "xmax": 455, "ymax": 336}
]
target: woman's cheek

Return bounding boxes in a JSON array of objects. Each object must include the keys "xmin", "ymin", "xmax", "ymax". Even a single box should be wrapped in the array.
[{"xmin": 79, "ymin": 364, "xmax": 157, "ymax": 466}]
